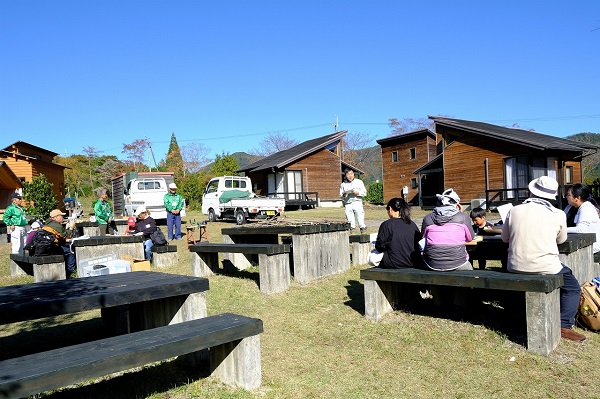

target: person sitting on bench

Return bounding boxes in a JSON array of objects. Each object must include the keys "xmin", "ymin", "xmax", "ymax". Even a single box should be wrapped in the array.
[
  {"xmin": 501, "ymin": 176, "xmax": 585, "ymax": 343},
  {"xmin": 45, "ymin": 209, "xmax": 77, "ymax": 278}
]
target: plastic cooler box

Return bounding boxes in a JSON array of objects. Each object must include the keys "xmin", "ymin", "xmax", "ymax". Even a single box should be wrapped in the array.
[{"xmin": 80, "ymin": 254, "xmax": 131, "ymax": 277}]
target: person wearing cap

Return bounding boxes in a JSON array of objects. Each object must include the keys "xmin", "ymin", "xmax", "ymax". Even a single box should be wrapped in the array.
[
  {"xmin": 25, "ymin": 220, "xmax": 42, "ymax": 247},
  {"xmin": 421, "ymin": 188, "xmax": 475, "ymax": 271},
  {"xmin": 164, "ymin": 182, "xmax": 184, "ymax": 240},
  {"xmin": 501, "ymin": 176, "xmax": 585, "ymax": 343},
  {"xmin": 133, "ymin": 206, "xmax": 157, "ymax": 260},
  {"xmin": 93, "ymin": 188, "xmax": 116, "ymax": 235},
  {"xmin": 45, "ymin": 209, "xmax": 77, "ymax": 276},
  {"xmin": 3, "ymin": 192, "xmax": 28, "ymax": 255},
  {"xmin": 340, "ymin": 169, "xmax": 367, "ymax": 232}
]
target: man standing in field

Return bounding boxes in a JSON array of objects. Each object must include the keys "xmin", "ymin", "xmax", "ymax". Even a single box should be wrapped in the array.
[
  {"xmin": 164, "ymin": 182, "xmax": 184, "ymax": 240},
  {"xmin": 340, "ymin": 168, "xmax": 367, "ymax": 233},
  {"xmin": 3, "ymin": 192, "xmax": 28, "ymax": 254}
]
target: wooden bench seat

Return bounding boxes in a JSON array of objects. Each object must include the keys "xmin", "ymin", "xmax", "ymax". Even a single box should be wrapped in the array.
[
  {"xmin": 0, "ymin": 313, "xmax": 263, "ymax": 398},
  {"xmin": 9, "ymin": 253, "xmax": 66, "ymax": 282},
  {"xmin": 360, "ymin": 267, "xmax": 564, "ymax": 356},
  {"xmin": 189, "ymin": 243, "xmax": 291, "ymax": 295},
  {"xmin": 151, "ymin": 244, "xmax": 178, "ymax": 268}
]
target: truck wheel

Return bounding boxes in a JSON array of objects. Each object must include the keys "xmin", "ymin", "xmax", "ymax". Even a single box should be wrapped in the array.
[
  {"xmin": 235, "ymin": 210, "xmax": 246, "ymax": 225},
  {"xmin": 208, "ymin": 209, "xmax": 217, "ymax": 222}
]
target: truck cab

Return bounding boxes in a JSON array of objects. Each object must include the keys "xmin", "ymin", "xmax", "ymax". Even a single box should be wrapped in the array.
[{"xmin": 124, "ymin": 177, "xmax": 169, "ymax": 220}]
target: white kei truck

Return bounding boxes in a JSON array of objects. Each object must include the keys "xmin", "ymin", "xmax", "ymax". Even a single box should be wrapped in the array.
[
  {"xmin": 111, "ymin": 172, "xmax": 179, "ymax": 220},
  {"xmin": 202, "ymin": 176, "xmax": 285, "ymax": 224}
]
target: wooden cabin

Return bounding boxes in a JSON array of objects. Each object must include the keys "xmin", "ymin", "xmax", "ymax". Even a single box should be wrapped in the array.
[
  {"xmin": 379, "ymin": 117, "xmax": 597, "ymax": 208},
  {"xmin": 0, "ymin": 161, "xmax": 24, "ymax": 210},
  {"xmin": 237, "ymin": 131, "xmax": 364, "ymax": 208},
  {"xmin": 376, "ymin": 129, "xmax": 437, "ymax": 204},
  {"xmin": 0, "ymin": 141, "xmax": 68, "ymax": 209}
]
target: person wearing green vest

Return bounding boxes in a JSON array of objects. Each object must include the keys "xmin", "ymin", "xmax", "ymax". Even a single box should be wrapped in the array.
[
  {"xmin": 164, "ymin": 183, "xmax": 184, "ymax": 240},
  {"xmin": 93, "ymin": 188, "xmax": 116, "ymax": 235},
  {"xmin": 3, "ymin": 192, "xmax": 28, "ymax": 254}
]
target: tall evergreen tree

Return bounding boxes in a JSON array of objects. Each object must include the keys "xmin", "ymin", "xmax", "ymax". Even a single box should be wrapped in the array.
[{"xmin": 165, "ymin": 132, "xmax": 184, "ymax": 178}]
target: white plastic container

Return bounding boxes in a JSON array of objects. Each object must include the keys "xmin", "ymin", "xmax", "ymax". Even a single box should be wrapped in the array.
[{"xmin": 102, "ymin": 259, "xmax": 131, "ymax": 274}]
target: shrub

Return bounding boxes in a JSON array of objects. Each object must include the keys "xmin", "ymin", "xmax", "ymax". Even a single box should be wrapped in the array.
[
  {"xmin": 365, "ymin": 181, "xmax": 383, "ymax": 205},
  {"xmin": 23, "ymin": 174, "xmax": 58, "ymax": 219}
]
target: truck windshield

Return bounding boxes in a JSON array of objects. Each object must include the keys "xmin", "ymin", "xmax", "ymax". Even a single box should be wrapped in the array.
[{"xmin": 138, "ymin": 181, "xmax": 162, "ymax": 190}]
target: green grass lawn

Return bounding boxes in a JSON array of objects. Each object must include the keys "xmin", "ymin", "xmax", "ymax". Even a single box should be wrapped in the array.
[{"xmin": 0, "ymin": 207, "xmax": 597, "ymax": 399}]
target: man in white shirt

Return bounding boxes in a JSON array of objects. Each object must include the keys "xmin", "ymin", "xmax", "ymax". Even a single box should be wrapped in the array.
[{"xmin": 340, "ymin": 169, "xmax": 367, "ymax": 233}]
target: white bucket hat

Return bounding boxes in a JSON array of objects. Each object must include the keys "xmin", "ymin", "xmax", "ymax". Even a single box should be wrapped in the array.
[
  {"xmin": 528, "ymin": 176, "xmax": 558, "ymax": 200},
  {"xmin": 437, "ymin": 188, "xmax": 460, "ymax": 206}
]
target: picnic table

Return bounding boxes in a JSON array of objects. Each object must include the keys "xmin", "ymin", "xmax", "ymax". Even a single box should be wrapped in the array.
[
  {"xmin": 0, "ymin": 271, "xmax": 208, "ymax": 333},
  {"xmin": 221, "ymin": 222, "xmax": 351, "ymax": 284},
  {"xmin": 0, "ymin": 272, "xmax": 265, "ymax": 397},
  {"xmin": 466, "ymin": 233, "xmax": 599, "ymax": 283}
]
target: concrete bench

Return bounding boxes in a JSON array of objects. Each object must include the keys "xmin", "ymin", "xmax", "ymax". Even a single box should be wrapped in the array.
[
  {"xmin": 189, "ymin": 243, "xmax": 291, "ymax": 295},
  {"xmin": 360, "ymin": 267, "xmax": 564, "ymax": 356},
  {"xmin": 349, "ymin": 234, "xmax": 374, "ymax": 265},
  {"xmin": 151, "ymin": 244, "xmax": 178, "ymax": 268},
  {"xmin": 0, "ymin": 313, "xmax": 263, "ymax": 398},
  {"xmin": 8, "ymin": 253, "xmax": 66, "ymax": 282}
]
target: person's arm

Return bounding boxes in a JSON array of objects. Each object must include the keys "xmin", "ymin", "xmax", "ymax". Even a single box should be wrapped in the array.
[
  {"xmin": 557, "ymin": 212, "xmax": 568, "ymax": 244},
  {"xmin": 3, "ymin": 207, "xmax": 15, "ymax": 229},
  {"xmin": 375, "ymin": 222, "xmax": 390, "ymax": 253},
  {"xmin": 356, "ymin": 180, "xmax": 367, "ymax": 197},
  {"xmin": 567, "ymin": 204, "xmax": 596, "ymax": 233},
  {"xmin": 164, "ymin": 194, "xmax": 173, "ymax": 211},
  {"xmin": 501, "ymin": 212, "xmax": 511, "ymax": 243},
  {"xmin": 176, "ymin": 194, "xmax": 184, "ymax": 211}
]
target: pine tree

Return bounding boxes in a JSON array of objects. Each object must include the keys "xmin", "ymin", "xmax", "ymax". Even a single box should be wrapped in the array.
[{"xmin": 165, "ymin": 132, "xmax": 184, "ymax": 178}]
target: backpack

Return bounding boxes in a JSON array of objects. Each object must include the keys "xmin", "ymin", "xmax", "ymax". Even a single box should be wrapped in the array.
[
  {"xmin": 150, "ymin": 229, "xmax": 167, "ymax": 246},
  {"xmin": 24, "ymin": 227, "xmax": 60, "ymax": 256},
  {"xmin": 578, "ymin": 280, "xmax": 600, "ymax": 331}
]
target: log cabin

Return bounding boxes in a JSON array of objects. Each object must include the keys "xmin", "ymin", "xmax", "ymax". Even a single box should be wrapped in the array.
[
  {"xmin": 237, "ymin": 131, "xmax": 364, "ymax": 208},
  {"xmin": 0, "ymin": 141, "xmax": 67, "ymax": 210},
  {"xmin": 379, "ymin": 117, "xmax": 598, "ymax": 209}
]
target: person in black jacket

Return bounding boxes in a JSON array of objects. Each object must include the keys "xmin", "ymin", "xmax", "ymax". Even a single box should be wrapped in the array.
[
  {"xmin": 375, "ymin": 197, "xmax": 422, "ymax": 268},
  {"xmin": 133, "ymin": 206, "xmax": 157, "ymax": 260}
]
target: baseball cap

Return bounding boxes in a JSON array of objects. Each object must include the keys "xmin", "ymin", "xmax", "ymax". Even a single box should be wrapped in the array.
[
  {"xmin": 169, "ymin": 183, "xmax": 177, "ymax": 189},
  {"xmin": 134, "ymin": 206, "xmax": 147, "ymax": 216},
  {"xmin": 11, "ymin": 192, "xmax": 22, "ymax": 199},
  {"xmin": 49, "ymin": 209, "xmax": 66, "ymax": 218}
]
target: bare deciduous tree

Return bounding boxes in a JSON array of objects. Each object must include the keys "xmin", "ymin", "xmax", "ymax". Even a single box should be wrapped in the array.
[
  {"xmin": 122, "ymin": 138, "xmax": 149, "ymax": 172},
  {"xmin": 250, "ymin": 131, "xmax": 299, "ymax": 156},
  {"xmin": 388, "ymin": 117, "xmax": 434, "ymax": 136},
  {"xmin": 181, "ymin": 142, "xmax": 211, "ymax": 174},
  {"xmin": 82, "ymin": 146, "xmax": 101, "ymax": 191},
  {"xmin": 342, "ymin": 131, "xmax": 376, "ymax": 171}
]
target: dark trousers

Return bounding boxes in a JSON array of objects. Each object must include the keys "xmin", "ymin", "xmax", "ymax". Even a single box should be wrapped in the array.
[
  {"xmin": 558, "ymin": 265, "xmax": 581, "ymax": 328},
  {"xmin": 60, "ymin": 245, "xmax": 76, "ymax": 272},
  {"xmin": 167, "ymin": 212, "xmax": 182, "ymax": 240}
]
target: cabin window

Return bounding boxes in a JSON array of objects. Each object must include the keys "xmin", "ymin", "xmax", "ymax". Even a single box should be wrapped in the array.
[
  {"xmin": 409, "ymin": 148, "xmax": 416, "ymax": 159},
  {"xmin": 410, "ymin": 178, "xmax": 417, "ymax": 189},
  {"xmin": 505, "ymin": 156, "xmax": 558, "ymax": 199},
  {"xmin": 391, "ymin": 151, "xmax": 398, "ymax": 163},
  {"xmin": 565, "ymin": 166, "xmax": 574, "ymax": 184}
]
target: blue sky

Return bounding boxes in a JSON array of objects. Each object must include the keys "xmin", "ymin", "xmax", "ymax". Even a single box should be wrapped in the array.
[{"xmin": 2, "ymin": 1, "xmax": 600, "ymax": 164}]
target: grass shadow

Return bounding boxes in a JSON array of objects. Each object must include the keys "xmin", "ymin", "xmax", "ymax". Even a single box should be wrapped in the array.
[
  {"xmin": 343, "ymin": 279, "xmax": 365, "ymax": 314},
  {"xmin": 36, "ymin": 355, "xmax": 209, "ymax": 399}
]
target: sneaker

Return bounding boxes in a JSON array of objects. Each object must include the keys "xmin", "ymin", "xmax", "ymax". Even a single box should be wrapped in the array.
[
  {"xmin": 560, "ymin": 327, "xmax": 586, "ymax": 342},
  {"xmin": 360, "ymin": 227, "xmax": 367, "ymax": 233}
]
